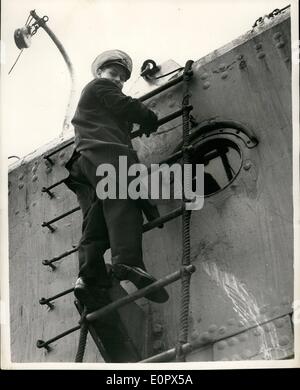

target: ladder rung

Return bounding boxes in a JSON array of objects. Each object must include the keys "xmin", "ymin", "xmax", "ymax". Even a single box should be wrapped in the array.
[
  {"xmin": 131, "ymin": 106, "xmax": 192, "ymax": 139},
  {"xmin": 86, "ymin": 265, "xmax": 196, "ymax": 323},
  {"xmin": 43, "ymin": 140, "xmax": 75, "ymax": 165},
  {"xmin": 139, "ymin": 342, "xmax": 193, "ymax": 363},
  {"xmin": 42, "ymin": 206, "xmax": 80, "ymax": 231},
  {"xmin": 36, "ymin": 324, "xmax": 81, "ymax": 351},
  {"xmin": 42, "ymin": 207, "xmax": 183, "ymax": 266},
  {"xmin": 139, "ymin": 74, "xmax": 184, "ymax": 102},
  {"xmin": 143, "ymin": 206, "xmax": 182, "ymax": 232},
  {"xmin": 39, "ymin": 287, "xmax": 74, "ymax": 308},
  {"xmin": 42, "ymin": 247, "xmax": 78, "ymax": 268},
  {"xmin": 42, "ymin": 178, "xmax": 67, "ymax": 198}
]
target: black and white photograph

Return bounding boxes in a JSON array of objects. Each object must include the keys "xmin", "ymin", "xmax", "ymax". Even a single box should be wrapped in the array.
[{"xmin": 1, "ymin": 0, "xmax": 299, "ymax": 370}]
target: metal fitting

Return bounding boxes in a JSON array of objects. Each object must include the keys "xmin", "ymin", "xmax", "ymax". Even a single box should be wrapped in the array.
[
  {"xmin": 36, "ymin": 340, "xmax": 51, "ymax": 351},
  {"xmin": 39, "ymin": 298, "xmax": 55, "ymax": 310}
]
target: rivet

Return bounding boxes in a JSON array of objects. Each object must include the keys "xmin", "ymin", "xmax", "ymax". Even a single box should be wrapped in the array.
[
  {"xmin": 253, "ymin": 328, "xmax": 263, "ymax": 336},
  {"xmin": 221, "ymin": 72, "xmax": 228, "ymax": 79},
  {"xmin": 32, "ymin": 175, "xmax": 38, "ymax": 182},
  {"xmin": 153, "ymin": 340, "xmax": 163, "ymax": 351},
  {"xmin": 238, "ymin": 333, "xmax": 248, "ymax": 342},
  {"xmin": 259, "ymin": 306, "xmax": 268, "ymax": 315},
  {"xmin": 18, "ymin": 183, "xmax": 24, "ymax": 189},
  {"xmin": 46, "ymin": 167, "xmax": 52, "ymax": 174},
  {"xmin": 264, "ymin": 323, "xmax": 273, "ymax": 333},
  {"xmin": 219, "ymin": 63, "xmax": 226, "ymax": 71},
  {"xmin": 15, "ymin": 210, "xmax": 19, "ymax": 215},
  {"xmin": 59, "ymin": 152, "xmax": 65, "ymax": 159},
  {"xmin": 276, "ymin": 41, "xmax": 285, "ymax": 49},
  {"xmin": 227, "ymin": 318, "xmax": 235, "ymax": 326},
  {"xmin": 200, "ymin": 72, "xmax": 209, "ymax": 80},
  {"xmin": 273, "ymin": 32, "xmax": 282, "ymax": 40},
  {"xmin": 217, "ymin": 341, "xmax": 227, "ymax": 350},
  {"xmin": 208, "ymin": 324, "xmax": 218, "ymax": 333},
  {"xmin": 167, "ymin": 93, "xmax": 173, "ymax": 100},
  {"xmin": 203, "ymin": 81, "xmax": 210, "ymax": 89},
  {"xmin": 243, "ymin": 161, "xmax": 252, "ymax": 170},
  {"xmin": 231, "ymin": 354, "xmax": 240, "ymax": 361},
  {"xmin": 32, "ymin": 166, "xmax": 37, "ymax": 174},
  {"xmin": 200, "ymin": 332, "xmax": 211, "ymax": 342},
  {"xmin": 242, "ymin": 349, "xmax": 253, "ymax": 359},
  {"xmin": 152, "ymin": 323, "xmax": 163, "ymax": 335},
  {"xmin": 257, "ymin": 52, "xmax": 266, "ymax": 59},
  {"xmin": 218, "ymin": 326, "xmax": 227, "ymax": 335},
  {"xmin": 271, "ymin": 306, "xmax": 280, "ymax": 316},
  {"xmin": 32, "ymin": 202, "xmax": 36, "ymax": 207},
  {"xmin": 274, "ymin": 318, "xmax": 285, "ymax": 328},
  {"xmin": 278, "ymin": 336, "xmax": 289, "ymax": 346},
  {"xmin": 150, "ymin": 101, "xmax": 157, "ymax": 108},
  {"xmin": 239, "ymin": 59, "xmax": 247, "ymax": 69},
  {"xmin": 228, "ymin": 337, "xmax": 238, "ymax": 346},
  {"xmin": 191, "ymin": 331, "xmax": 199, "ymax": 340},
  {"xmin": 281, "ymin": 297, "xmax": 290, "ymax": 306},
  {"xmin": 254, "ymin": 43, "xmax": 262, "ymax": 50},
  {"xmin": 18, "ymin": 174, "xmax": 24, "ymax": 181}
]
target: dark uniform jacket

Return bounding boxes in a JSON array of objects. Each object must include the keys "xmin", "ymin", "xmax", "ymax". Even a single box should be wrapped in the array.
[
  {"xmin": 70, "ymin": 77, "xmax": 157, "ymax": 170},
  {"xmin": 66, "ymin": 77, "xmax": 159, "ymax": 220}
]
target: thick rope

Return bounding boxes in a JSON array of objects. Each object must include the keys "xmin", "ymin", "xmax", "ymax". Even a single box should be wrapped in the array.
[
  {"xmin": 75, "ymin": 306, "xmax": 88, "ymax": 362},
  {"xmin": 176, "ymin": 60, "xmax": 194, "ymax": 362}
]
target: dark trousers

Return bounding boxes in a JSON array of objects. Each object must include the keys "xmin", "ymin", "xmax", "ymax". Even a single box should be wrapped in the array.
[{"xmin": 65, "ymin": 154, "xmax": 145, "ymax": 287}]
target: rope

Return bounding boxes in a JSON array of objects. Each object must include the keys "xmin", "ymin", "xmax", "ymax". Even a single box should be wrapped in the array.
[
  {"xmin": 75, "ymin": 306, "xmax": 88, "ymax": 362},
  {"xmin": 175, "ymin": 60, "xmax": 194, "ymax": 362}
]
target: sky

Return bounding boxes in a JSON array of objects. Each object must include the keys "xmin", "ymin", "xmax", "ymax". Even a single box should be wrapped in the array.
[{"xmin": 1, "ymin": 0, "xmax": 293, "ymax": 160}]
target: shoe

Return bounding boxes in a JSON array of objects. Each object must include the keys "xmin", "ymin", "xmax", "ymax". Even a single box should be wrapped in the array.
[
  {"xmin": 74, "ymin": 277, "xmax": 111, "ymax": 311},
  {"xmin": 112, "ymin": 264, "xmax": 169, "ymax": 303}
]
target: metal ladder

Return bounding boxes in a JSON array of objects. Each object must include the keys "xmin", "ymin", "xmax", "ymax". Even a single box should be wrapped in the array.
[{"xmin": 37, "ymin": 60, "xmax": 196, "ymax": 363}]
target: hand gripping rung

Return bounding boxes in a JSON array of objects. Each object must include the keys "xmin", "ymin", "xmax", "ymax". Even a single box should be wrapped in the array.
[
  {"xmin": 86, "ymin": 264, "xmax": 196, "ymax": 322},
  {"xmin": 42, "ymin": 178, "xmax": 67, "ymax": 198},
  {"xmin": 132, "ymin": 106, "xmax": 193, "ymax": 139}
]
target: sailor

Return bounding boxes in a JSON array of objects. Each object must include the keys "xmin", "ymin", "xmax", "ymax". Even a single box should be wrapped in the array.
[{"xmin": 64, "ymin": 49, "xmax": 169, "ymax": 310}]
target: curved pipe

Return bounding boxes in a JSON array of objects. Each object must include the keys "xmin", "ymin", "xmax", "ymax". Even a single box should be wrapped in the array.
[{"xmin": 30, "ymin": 10, "xmax": 76, "ymax": 135}]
